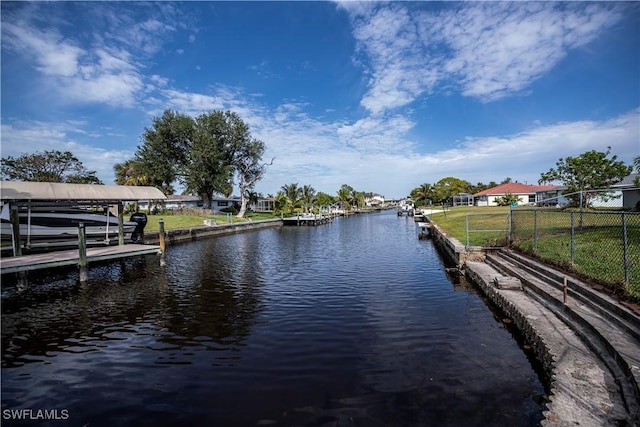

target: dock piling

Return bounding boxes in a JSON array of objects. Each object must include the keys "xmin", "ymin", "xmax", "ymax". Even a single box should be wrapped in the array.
[
  {"xmin": 159, "ymin": 219, "xmax": 166, "ymax": 266},
  {"xmin": 10, "ymin": 208, "xmax": 22, "ymax": 257},
  {"xmin": 117, "ymin": 202, "xmax": 125, "ymax": 246},
  {"xmin": 78, "ymin": 223, "xmax": 88, "ymax": 283}
]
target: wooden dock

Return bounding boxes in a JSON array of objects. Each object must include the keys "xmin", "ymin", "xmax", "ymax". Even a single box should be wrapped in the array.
[
  {"xmin": 282, "ymin": 214, "xmax": 334, "ymax": 226},
  {"xmin": 0, "ymin": 244, "xmax": 161, "ymax": 275}
]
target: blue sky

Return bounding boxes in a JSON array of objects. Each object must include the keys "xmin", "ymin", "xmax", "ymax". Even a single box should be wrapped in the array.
[{"xmin": 1, "ymin": 1, "xmax": 639, "ymax": 199}]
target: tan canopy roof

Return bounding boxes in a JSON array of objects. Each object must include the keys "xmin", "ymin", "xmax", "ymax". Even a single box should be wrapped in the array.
[{"xmin": 0, "ymin": 181, "xmax": 166, "ymax": 202}]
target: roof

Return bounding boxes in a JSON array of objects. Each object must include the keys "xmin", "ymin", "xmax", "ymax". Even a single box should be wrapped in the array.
[
  {"xmin": 474, "ymin": 182, "xmax": 558, "ymax": 197},
  {"xmin": 0, "ymin": 181, "xmax": 166, "ymax": 202},
  {"xmin": 612, "ymin": 173, "xmax": 639, "ymax": 189},
  {"xmin": 165, "ymin": 194, "xmax": 201, "ymax": 202}
]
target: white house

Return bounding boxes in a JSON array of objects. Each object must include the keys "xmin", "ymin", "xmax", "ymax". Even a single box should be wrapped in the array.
[
  {"xmin": 535, "ymin": 186, "xmax": 570, "ymax": 207},
  {"xmin": 474, "ymin": 183, "xmax": 557, "ymax": 207},
  {"xmin": 612, "ymin": 173, "xmax": 640, "ymax": 210},
  {"xmin": 365, "ymin": 193, "xmax": 385, "ymax": 207}
]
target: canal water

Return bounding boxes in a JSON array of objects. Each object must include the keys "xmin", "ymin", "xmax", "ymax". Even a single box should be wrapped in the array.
[{"xmin": 2, "ymin": 210, "xmax": 545, "ymax": 426}]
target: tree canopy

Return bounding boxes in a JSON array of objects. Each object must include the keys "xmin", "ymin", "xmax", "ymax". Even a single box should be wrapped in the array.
[
  {"xmin": 127, "ymin": 109, "xmax": 269, "ymax": 217},
  {"xmin": 410, "ymin": 183, "xmax": 434, "ymax": 206},
  {"xmin": 432, "ymin": 177, "xmax": 473, "ymax": 204},
  {"xmin": 315, "ymin": 191, "xmax": 335, "ymax": 206},
  {"xmin": 1, "ymin": 150, "xmax": 102, "ymax": 184},
  {"xmin": 539, "ymin": 147, "xmax": 632, "ymax": 207}
]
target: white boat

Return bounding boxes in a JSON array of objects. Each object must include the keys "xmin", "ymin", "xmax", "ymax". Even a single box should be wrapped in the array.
[
  {"xmin": 398, "ymin": 199, "xmax": 415, "ymax": 216},
  {"xmin": 1, "ymin": 204, "xmax": 138, "ymax": 248}
]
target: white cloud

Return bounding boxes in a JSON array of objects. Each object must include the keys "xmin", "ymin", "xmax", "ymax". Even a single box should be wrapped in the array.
[
  {"xmin": 2, "ymin": 22, "xmax": 82, "ymax": 77},
  {"xmin": 252, "ymin": 108, "xmax": 639, "ymax": 198},
  {"xmin": 1, "ymin": 3, "xmax": 187, "ymax": 108},
  {"xmin": 0, "ymin": 121, "xmax": 134, "ymax": 183},
  {"xmin": 157, "ymin": 90, "xmax": 227, "ymax": 117},
  {"xmin": 343, "ymin": 2, "xmax": 623, "ymax": 113}
]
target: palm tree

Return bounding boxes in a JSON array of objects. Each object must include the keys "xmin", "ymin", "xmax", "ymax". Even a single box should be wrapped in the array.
[
  {"xmin": 113, "ymin": 159, "xmax": 150, "ymax": 186},
  {"xmin": 301, "ymin": 185, "xmax": 316, "ymax": 212},
  {"xmin": 350, "ymin": 189, "xmax": 364, "ymax": 210},
  {"xmin": 280, "ymin": 183, "xmax": 302, "ymax": 213},
  {"xmin": 273, "ymin": 191, "xmax": 289, "ymax": 215},
  {"xmin": 412, "ymin": 183, "xmax": 433, "ymax": 206},
  {"xmin": 633, "ymin": 155, "xmax": 640, "ymax": 172},
  {"xmin": 244, "ymin": 189, "xmax": 259, "ymax": 212},
  {"xmin": 337, "ymin": 186, "xmax": 352, "ymax": 211}
]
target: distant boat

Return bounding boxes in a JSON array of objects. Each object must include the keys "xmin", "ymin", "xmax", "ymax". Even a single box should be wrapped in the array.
[
  {"xmin": 398, "ymin": 199, "xmax": 415, "ymax": 216},
  {"xmin": 1, "ymin": 204, "xmax": 138, "ymax": 249}
]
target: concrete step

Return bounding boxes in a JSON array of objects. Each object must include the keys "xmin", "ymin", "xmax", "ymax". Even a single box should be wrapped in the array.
[
  {"xmin": 486, "ymin": 250, "xmax": 640, "ymax": 419},
  {"xmin": 464, "ymin": 261, "xmax": 637, "ymax": 426},
  {"xmin": 495, "ymin": 249, "xmax": 640, "ymax": 342}
]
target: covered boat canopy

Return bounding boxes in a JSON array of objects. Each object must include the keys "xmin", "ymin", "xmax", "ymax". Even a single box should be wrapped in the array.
[{"xmin": 1, "ymin": 181, "xmax": 166, "ymax": 203}]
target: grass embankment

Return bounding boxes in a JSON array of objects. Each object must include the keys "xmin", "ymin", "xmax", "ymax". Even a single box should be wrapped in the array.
[
  {"xmin": 425, "ymin": 206, "xmax": 510, "ymax": 246},
  {"xmin": 424, "ymin": 205, "xmax": 639, "ymax": 300},
  {"xmin": 143, "ymin": 212, "xmax": 276, "ymax": 232}
]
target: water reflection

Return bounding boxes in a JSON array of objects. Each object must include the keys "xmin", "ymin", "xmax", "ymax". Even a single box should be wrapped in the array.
[{"xmin": 2, "ymin": 211, "xmax": 544, "ymax": 426}]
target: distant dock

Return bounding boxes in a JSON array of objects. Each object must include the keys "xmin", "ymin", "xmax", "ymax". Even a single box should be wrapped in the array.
[
  {"xmin": 282, "ymin": 213, "xmax": 335, "ymax": 226},
  {"xmin": 0, "ymin": 244, "xmax": 161, "ymax": 275}
]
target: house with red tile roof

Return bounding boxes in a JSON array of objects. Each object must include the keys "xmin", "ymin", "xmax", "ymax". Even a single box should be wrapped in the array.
[{"xmin": 473, "ymin": 182, "xmax": 558, "ymax": 207}]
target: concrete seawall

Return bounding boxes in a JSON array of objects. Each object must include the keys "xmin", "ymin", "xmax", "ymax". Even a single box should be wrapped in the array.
[
  {"xmin": 141, "ymin": 218, "xmax": 282, "ymax": 245},
  {"xmin": 426, "ymin": 218, "xmax": 639, "ymax": 426}
]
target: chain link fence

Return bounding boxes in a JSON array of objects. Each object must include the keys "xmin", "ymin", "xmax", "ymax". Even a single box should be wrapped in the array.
[{"xmin": 509, "ymin": 208, "xmax": 639, "ymax": 298}]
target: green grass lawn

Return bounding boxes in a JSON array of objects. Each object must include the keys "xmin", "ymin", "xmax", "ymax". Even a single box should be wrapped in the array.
[
  {"xmin": 143, "ymin": 211, "xmax": 277, "ymax": 232},
  {"xmin": 425, "ymin": 206, "xmax": 510, "ymax": 246}
]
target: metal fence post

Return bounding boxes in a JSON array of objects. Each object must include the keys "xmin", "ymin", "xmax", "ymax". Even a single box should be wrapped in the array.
[
  {"xmin": 570, "ymin": 211, "xmax": 575, "ymax": 264},
  {"xmin": 508, "ymin": 208, "xmax": 515, "ymax": 245},
  {"xmin": 466, "ymin": 214, "xmax": 469, "ymax": 248},
  {"xmin": 533, "ymin": 210, "xmax": 538, "ymax": 252},
  {"xmin": 622, "ymin": 212, "xmax": 629, "ymax": 286}
]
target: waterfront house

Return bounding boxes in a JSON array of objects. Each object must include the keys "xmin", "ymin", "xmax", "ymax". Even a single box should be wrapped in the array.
[
  {"xmin": 474, "ymin": 183, "xmax": 557, "ymax": 207},
  {"xmin": 365, "ymin": 193, "xmax": 385, "ymax": 207},
  {"xmin": 250, "ymin": 197, "xmax": 275, "ymax": 213},
  {"xmin": 533, "ymin": 174, "xmax": 639, "ymax": 210},
  {"xmin": 451, "ymin": 193, "xmax": 474, "ymax": 206},
  {"xmin": 535, "ymin": 186, "xmax": 570, "ymax": 207},
  {"xmin": 164, "ymin": 195, "xmax": 203, "ymax": 210},
  {"xmin": 612, "ymin": 173, "xmax": 640, "ymax": 210}
]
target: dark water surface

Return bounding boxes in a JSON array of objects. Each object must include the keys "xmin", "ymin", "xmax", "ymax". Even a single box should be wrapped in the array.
[{"xmin": 2, "ymin": 211, "xmax": 544, "ymax": 426}]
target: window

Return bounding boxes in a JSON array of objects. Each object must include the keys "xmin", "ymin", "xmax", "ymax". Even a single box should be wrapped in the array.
[{"xmin": 217, "ymin": 201, "xmax": 228, "ymax": 207}]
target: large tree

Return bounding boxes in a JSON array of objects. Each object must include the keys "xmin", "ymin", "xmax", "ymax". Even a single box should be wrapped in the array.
[
  {"xmin": 134, "ymin": 109, "xmax": 268, "ymax": 210},
  {"xmin": 137, "ymin": 110, "xmax": 193, "ymax": 194},
  {"xmin": 432, "ymin": 177, "xmax": 472, "ymax": 204},
  {"xmin": 539, "ymin": 147, "xmax": 632, "ymax": 208},
  {"xmin": 1, "ymin": 150, "xmax": 102, "ymax": 184},
  {"xmin": 231, "ymin": 136, "xmax": 273, "ymax": 218}
]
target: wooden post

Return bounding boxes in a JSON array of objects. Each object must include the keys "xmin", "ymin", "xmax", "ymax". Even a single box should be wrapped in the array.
[
  {"xmin": 118, "ymin": 202, "xmax": 125, "ymax": 246},
  {"xmin": 159, "ymin": 219, "xmax": 166, "ymax": 266},
  {"xmin": 78, "ymin": 223, "xmax": 88, "ymax": 283},
  {"xmin": 10, "ymin": 207, "xmax": 22, "ymax": 257}
]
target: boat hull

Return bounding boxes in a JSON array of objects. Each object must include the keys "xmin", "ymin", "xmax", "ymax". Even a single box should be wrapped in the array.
[{"xmin": 1, "ymin": 209, "xmax": 137, "ymax": 248}]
